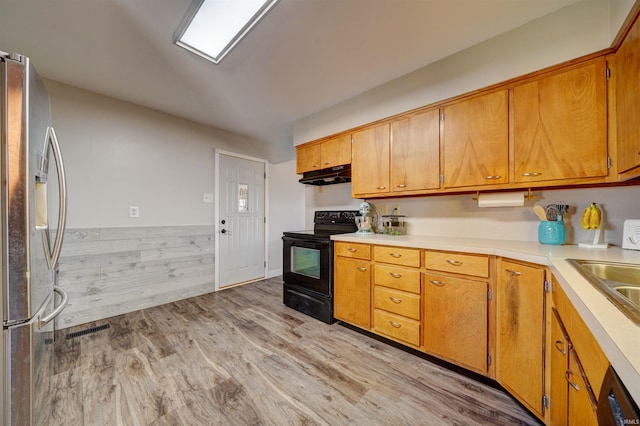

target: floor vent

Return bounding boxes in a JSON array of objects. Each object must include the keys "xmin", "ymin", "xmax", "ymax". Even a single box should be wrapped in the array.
[{"xmin": 66, "ymin": 323, "xmax": 111, "ymax": 340}]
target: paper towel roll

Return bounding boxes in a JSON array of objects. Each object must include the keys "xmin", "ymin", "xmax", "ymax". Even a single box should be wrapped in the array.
[{"xmin": 477, "ymin": 192, "xmax": 525, "ymax": 208}]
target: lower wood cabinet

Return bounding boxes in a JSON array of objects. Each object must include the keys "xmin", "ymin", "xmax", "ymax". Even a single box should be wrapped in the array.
[
  {"xmin": 334, "ymin": 256, "xmax": 371, "ymax": 329},
  {"xmin": 423, "ymin": 272, "xmax": 488, "ymax": 374},
  {"xmin": 495, "ymin": 259, "xmax": 546, "ymax": 419}
]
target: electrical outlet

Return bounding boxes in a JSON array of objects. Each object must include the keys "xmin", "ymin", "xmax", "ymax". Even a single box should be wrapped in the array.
[
  {"xmin": 391, "ymin": 205, "xmax": 400, "ymax": 215},
  {"xmin": 129, "ymin": 206, "xmax": 139, "ymax": 218},
  {"xmin": 203, "ymin": 193, "xmax": 213, "ymax": 203}
]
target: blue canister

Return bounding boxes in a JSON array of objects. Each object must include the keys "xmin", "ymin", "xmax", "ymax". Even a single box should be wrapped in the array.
[{"xmin": 538, "ymin": 219, "xmax": 566, "ymax": 245}]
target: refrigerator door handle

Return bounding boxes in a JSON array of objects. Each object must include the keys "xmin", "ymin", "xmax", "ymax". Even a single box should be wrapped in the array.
[
  {"xmin": 44, "ymin": 126, "xmax": 68, "ymax": 269},
  {"xmin": 38, "ymin": 286, "xmax": 68, "ymax": 327}
]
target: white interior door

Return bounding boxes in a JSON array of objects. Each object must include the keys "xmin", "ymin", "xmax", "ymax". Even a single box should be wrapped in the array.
[{"xmin": 216, "ymin": 152, "xmax": 266, "ymax": 288}]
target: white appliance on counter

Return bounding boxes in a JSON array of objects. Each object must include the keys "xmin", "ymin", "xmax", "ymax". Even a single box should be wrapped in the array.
[
  {"xmin": 622, "ymin": 219, "xmax": 640, "ymax": 250},
  {"xmin": 1, "ymin": 52, "xmax": 69, "ymax": 425}
]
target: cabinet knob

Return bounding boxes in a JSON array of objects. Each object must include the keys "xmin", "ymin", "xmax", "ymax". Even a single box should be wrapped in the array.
[
  {"xmin": 485, "ymin": 175, "xmax": 502, "ymax": 180},
  {"xmin": 324, "ymin": 161, "xmax": 331, "ymax": 165},
  {"xmin": 377, "ymin": 186, "xmax": 387, "ymax": 190},
  {"xmin": 446, "ymin": 259, "xmax": 463, "ymax": 266},
  {"xmin": 522, "ymin": 172, "xmax": 542, "ymax": 177},
  {"xmin": 395, "ymin": 184, "xmax": 407, "ymax": 188}
]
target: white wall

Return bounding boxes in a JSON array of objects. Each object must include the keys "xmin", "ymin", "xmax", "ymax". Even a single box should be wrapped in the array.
[
  {"xmin": 293, "ymin": 0, "xmax": 640, "ymax": 246},
  {"xmin": 293, "ymin": 1, "xmax": 630, "ymax": 145},
  {"xmin": 267, "ymin": 160, "xmax": 305, "ymax": 277},
  {"xmin": 46, "ymin": 80, "xmax": 268, "ymax": 229}
]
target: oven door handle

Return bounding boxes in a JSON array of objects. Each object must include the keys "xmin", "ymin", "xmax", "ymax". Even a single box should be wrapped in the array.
[{"xmin": 282, "ymin": 236, "xmax": 330, "ymax": 250}]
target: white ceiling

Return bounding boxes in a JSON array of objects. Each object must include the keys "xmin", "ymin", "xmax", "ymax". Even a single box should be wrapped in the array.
[{"xmin": 1, "ymin": 0, "xmax": 583, "ymax": 160}]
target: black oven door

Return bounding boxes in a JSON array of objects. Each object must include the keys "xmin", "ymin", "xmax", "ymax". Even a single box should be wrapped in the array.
[{"xmin": 282, "ymin": 236, "xmax": 332, "ymax": 295}]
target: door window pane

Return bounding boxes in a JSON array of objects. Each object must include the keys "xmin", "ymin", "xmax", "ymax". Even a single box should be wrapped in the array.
[{"xmin": 238, "ymin": 183, "xmax": 249, "ymax": 212}]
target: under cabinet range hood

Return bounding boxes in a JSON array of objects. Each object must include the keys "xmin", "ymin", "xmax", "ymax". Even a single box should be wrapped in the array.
[{"xmin": 299, "ymin": 164, "xmax": 351, "ymax": 186}]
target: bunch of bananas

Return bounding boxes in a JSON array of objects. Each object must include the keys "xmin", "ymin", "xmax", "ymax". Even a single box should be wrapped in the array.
[{"xmin": 580, "ymin": 203, "xmax": 602, "ymax": 230}]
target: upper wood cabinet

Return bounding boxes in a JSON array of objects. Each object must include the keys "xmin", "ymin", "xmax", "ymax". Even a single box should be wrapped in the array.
[
  {"xmin": 443, "ymin": 90, "xmax": 509, "ymax": 188},
  {"xmin": 390, "ymin": 109, "xmax": 440, "ymax": 193},
  {"xmin": 513, "ymin": 60, "xmax": 608, "ymax": 183},
  {"xmin": 352, "ymin": 123, "xmax": 391, "ymax": 196},
  {"xmin": 614, "ymin": 13, "xmax": 640, "ymax": 176},
  {"xmin": 296, "ymin": 134, "xmax": 351, "ymax": 174}
]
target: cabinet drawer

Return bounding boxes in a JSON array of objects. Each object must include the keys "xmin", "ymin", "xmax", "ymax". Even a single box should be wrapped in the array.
[
  {"xmin": 374, "ymin": 264, "xmax": 421, "ymax": 294},
  {"xmin": 335, "ymin": 242, "xmax": 371, "ymax": 260},
  {"xmin": 374, "ymin": 246, "xmax": 420, "ymax": 267},
  {"xmin": 373, "ymin": 309, "xmax": 420, "ymax": 346},
  {"xmin": 373, "ymin": 286, "xmax": 420, "ymax": 320},
  {"xmin": 424, "ymin": 251, "xmax": 489, "ymax": 278}
]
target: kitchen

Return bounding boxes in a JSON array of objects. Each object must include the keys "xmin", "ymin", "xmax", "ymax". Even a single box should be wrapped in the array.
[{"xmin": 2, "ymin": 0, "xmax": 640, "ymax": 424}]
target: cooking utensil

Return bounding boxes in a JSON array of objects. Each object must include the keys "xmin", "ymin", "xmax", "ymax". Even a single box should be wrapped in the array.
[
  {"xmin": 545, "ymin": 205, "xmax": 559, "ymax": 221},
  {"xmin": 533, "ymin": 205, "xmax": 548, "ymax": 221}
]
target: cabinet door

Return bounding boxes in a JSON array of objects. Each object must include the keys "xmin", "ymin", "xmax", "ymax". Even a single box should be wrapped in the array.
[
  {"xmin": 567, "ymin": 349, "xmax": 599, "ymax": 426},
  {"xmin": 296, "ymin": 143, "xmax": 322, "ymax": 173},
  {"xmin": 550, "ymin": 309, "xmax": 569, "ymax": 426},
  {"xmin": 334, "ymin": 257, "xmax": 371, "ymax": 328},
  {"xmin": 423, "ymin": 273, "xmax": 488, "ymax": 373},
  {"xmin": 443, "ymin": 90, "xmax": 508, "ymax": 188},
  {"xmin": 321, "ymin": 134, "xmax": 351, "ymax": 168},
  {"xmin": 514, "ymin": 61, "xmax": 608, "ymax": 183},
  {"xmin": 390, "ymin": 109, "xmax": 440, "ymax": 193},
  {"xmin": 352, "ymin": 124, "xmax": 390, "ymax": 196},
  {"xmin": 615, "ymin": 16, "xmax": 640, "ymax": 174},
  {"xmin": 496, "ymin": 260, "xmax": 545, "ymax": 417}
]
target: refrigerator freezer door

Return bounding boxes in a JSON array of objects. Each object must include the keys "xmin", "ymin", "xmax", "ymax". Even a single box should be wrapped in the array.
[{"xmin": 2, "ymin": 55, "xmax": 58, "ymax": 324}]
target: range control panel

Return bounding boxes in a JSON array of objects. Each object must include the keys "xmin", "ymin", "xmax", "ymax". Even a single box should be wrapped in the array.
[{"xmin": 314, "ymin": 210, "xmax": 358, "ymax": 224}]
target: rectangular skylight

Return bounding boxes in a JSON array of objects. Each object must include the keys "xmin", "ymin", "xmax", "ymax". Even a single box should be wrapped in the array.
[{"xmin": 175, "ymin": 0, "xmax": 279, "ymax": 64}]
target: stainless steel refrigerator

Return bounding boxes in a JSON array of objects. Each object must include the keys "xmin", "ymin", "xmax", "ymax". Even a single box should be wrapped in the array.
[{"xmin": 1, "ymin": 52, "xmax": 69, "ymax": 425}]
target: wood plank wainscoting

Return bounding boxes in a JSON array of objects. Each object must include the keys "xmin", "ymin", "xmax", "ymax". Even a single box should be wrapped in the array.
[
  {"xmin": 49, "ymin": 278, "xmax": 540, "ymax": 425},
  {"xmin": 56, "ymin": 225, "xmax": 215, "ymax": 329}
]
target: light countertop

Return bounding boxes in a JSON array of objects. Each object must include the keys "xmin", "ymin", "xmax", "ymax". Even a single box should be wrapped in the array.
[{"xmin": 331, "ymin": 233, "xmax": 640, "ymax": 405}]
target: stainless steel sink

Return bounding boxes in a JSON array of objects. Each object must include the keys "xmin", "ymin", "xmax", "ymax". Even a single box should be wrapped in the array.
[{"xmin": 568, "ymin": 259, "xmax": 640, "ymax": 325}]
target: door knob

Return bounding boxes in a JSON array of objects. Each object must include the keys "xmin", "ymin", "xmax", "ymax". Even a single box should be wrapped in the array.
[{"xmin": 221, "ymin": 229, "xmax": 227, "ymax": 234}]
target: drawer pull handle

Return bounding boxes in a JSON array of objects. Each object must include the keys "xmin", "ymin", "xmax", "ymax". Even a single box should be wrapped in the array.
[
  {"xmin": 377, "ymin": 186, "xmax": 387, "ymax": 190},
  {"xmin": 324, "ymin": 161, "xmax": 332, "ymax": 165},
  {"xmin": 389, "ymin": 272, "xmax": 402, "ymax": 278},
  {"xmin": 505, "ymin": 269, "xmax": 522, "ymax": 276},
  {"xmin": 395, "ymin": 184, "xmax": 407, "ymax": 188},
  {"xmin": 429, "ymin": 279, "xmax": 446, "ymax": 286},
  {"xmin": 389, "ymin": 321, "xmax": 402, "ymax": 328},
  {"xmin": 390, "ymin": 253, "xmax": 402, "ymax": 258},
  {"xmin": 565, "ymin": 371, "xmax": 581, "ymax": 391},
  {"xmin": 555, "ymin": 340, "xmax": 566, "ymax": 355},
  {"xmin": 357, "ymin": 267, "xmax": 367, "ymax": 272},
  {"xmin": 446, "ymin": 259, "xmax": 463, "ymax": 266},
  {"xmin": 389, "ymin": 297, "xmax": 402, "ymax": 304},
  {"xmin": 312, "ymin": 164, "xmax": 320, "ymax": 168},
  {"xmin": 485, "ymin": 175, "xmax": 502, "ymax": 180},
  {"xmin": 522, "ymin": 172, "xmax": 542, "ymax": 177},
  {"xmin": 347, "ymin": 247, "xmax": 357, "ymax": 253}
]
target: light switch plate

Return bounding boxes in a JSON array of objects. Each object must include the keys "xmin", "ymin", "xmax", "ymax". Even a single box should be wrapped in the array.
[
  {"xmin": 203, "ymin": 193, "xmax": 213, "ymax": 203},
  {"xmin": 129, "ymin": 206, "xmax": 139, "ymax": 218}
]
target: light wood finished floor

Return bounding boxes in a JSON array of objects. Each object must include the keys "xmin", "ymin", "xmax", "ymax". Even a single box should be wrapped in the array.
[{"xmin": 50, "ymin": 277, "xmax": 541, "ymax": 425}]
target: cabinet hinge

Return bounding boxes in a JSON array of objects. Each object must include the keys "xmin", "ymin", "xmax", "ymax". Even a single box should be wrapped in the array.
[
  {"xmin": 264, "ymin": 172, "xmax": 267, "ymax": 179},
  {"xmin": 544, "ymin": 279, "xmax": 551, "ymax": 293},
  {"xmin": 264, "ymin": 260, "xmax": 266, "ymax": 267},
  {"xmin": 440, "ymin": 112, "xmax": 445, "ymax": 122},
  {"xmin": 439, "ymin": 174, "xmax": 444, "ymax": 183},
  {"xmin": 487, "ymin": 354, "xmax": 492, "ymax": 366},
  {"xmin": 264, "ymin": 217, "xmax": 267, "ymax": 224},
  {"xmin": 543, "ymin": 394, "xmax": 550, "ymax": 409},
  {"xmin": 488, "ymin": 288, "xmax": 493, "ymax": 301},
  {"xmin": 606, "ymin": 67, "xmax": 611, "ymax": 80},
  {"xmin": 607, "ymin": 156, "xmax": 612, "ymax": 169}
]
